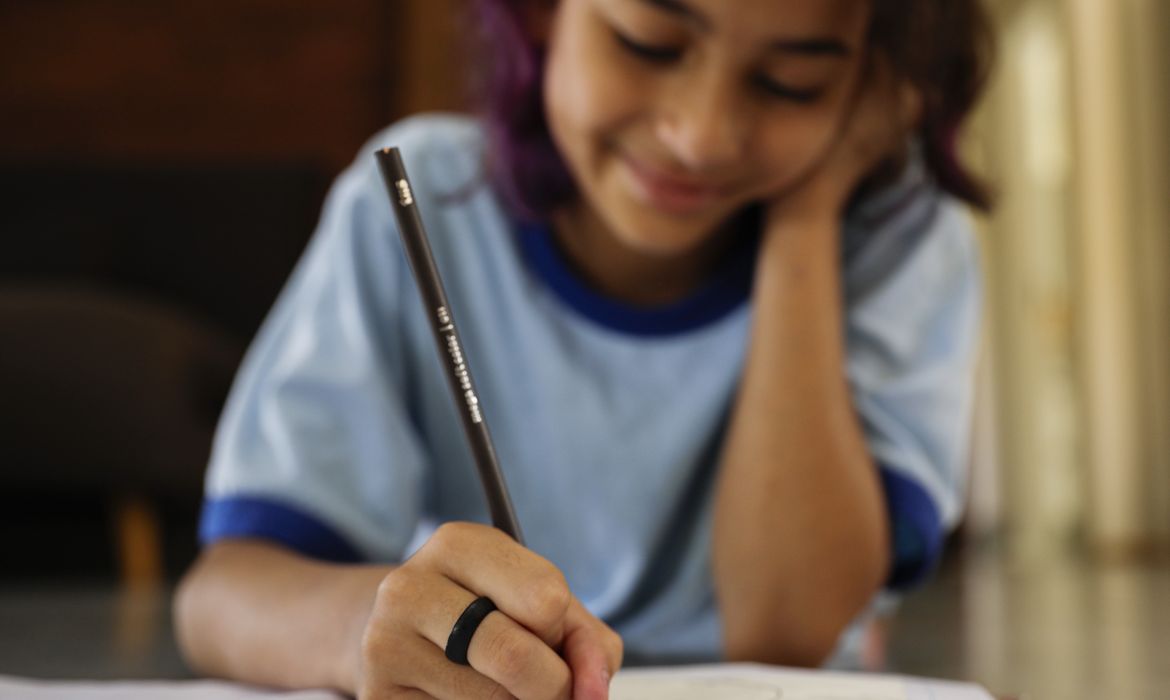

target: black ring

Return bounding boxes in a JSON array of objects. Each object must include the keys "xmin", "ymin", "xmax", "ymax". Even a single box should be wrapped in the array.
[{"xmin": 445, "ymin": 596, "xmax": 497, "ymax": 666}]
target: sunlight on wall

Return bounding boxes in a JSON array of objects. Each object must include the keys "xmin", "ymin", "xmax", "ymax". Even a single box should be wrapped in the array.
[
  {"xmin": 976, "ymin": 0, "xmax": 1170, "ymax": 558},
  {"xmin": 976, "ymin": 0, "xmax": 1082, "ymax": 558}
]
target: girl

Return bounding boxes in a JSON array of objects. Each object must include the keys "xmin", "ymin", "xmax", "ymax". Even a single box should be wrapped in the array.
[{"xmin": 175, "ymin": 0, "xmax": 993, "ymax": 698}]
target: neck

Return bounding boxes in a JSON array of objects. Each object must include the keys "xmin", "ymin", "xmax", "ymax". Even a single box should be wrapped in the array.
[{"xmin": 550, "ymin": 203, "xmax": 742, "ymax": 307}]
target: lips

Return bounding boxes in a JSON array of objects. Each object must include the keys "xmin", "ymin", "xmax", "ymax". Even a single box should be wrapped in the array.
[{"xmin": 620, "ymin": 154, "xmax": 728, "ymax": 215}]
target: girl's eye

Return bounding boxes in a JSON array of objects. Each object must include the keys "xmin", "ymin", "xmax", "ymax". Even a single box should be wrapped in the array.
[
  {"xmin": 752, "ymin": 75, "xmax": 824, "ymax": 104},
  {"xmin": 613, "ymin": 31, "xmax": 683, "ymax": 63},
  {"xmin": 612, "ymin": 28, "xmax": 824, "ymax": 105}
]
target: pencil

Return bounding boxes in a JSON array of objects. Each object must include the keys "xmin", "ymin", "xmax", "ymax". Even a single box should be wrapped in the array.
[{"xmin": 374, "ymin": 147, "xmax": 525, "ymax": 544}]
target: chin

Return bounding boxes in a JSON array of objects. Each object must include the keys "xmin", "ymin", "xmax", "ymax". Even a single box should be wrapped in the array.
[{"xmin": 606, "ymin": 204, "xmax": 726, "ymax": 257}]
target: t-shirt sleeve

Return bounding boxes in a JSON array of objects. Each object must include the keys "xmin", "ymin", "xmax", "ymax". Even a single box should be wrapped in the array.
[
  {"xmin": 843, "ymin": 192, "xmax": 982, "ymax": 590},
  {"xmin": 198, "ymin": 132, "xmax": 430, "ymax": 563}
]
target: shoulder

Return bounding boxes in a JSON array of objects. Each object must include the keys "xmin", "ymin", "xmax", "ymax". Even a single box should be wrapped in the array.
[
  {"xmin": 356, "ymin": 113, "xmax": 489, "ymax": 201},
  {"xmin": 289, "ymin": 115, "xmax": 493, "ymax": 301},
  {"xmin": 314, "ymin": 113, "xmax": 496, "ymax": 256},
  {"xmin": 842, "ymin": 155, "xmax": 980, "ymax": 306}
]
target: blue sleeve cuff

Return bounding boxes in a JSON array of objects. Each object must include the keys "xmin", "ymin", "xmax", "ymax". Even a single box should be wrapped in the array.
[
  {"xmin": 199, "ymin": 496, "xmax": 364, "ymax": 563},
  {"xmin": 878, "ymin": 466, "xmax": 944, "ymax": 589}
]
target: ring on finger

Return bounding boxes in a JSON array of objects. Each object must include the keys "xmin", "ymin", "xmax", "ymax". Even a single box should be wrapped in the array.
[{"xmin": 444, "ymin": 596, "xmax": 497, "ymax": 666}]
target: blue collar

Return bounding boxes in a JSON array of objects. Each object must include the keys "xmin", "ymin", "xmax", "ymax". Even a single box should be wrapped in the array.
[{"xmin": 516, "ymin": 218, "xmax": 758, "ymax": 337}]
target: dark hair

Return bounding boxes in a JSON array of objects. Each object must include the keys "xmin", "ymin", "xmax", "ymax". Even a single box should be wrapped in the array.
[
  {"xmin": 869, "ymin": 0, "xmax": 995, "ymax": 209},
  {"xmin": 468, "ymin": 0, "xmax": 995, "ymax": 220}
]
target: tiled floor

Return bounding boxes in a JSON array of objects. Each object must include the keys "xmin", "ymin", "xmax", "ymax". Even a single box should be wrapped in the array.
[{"xmin": 1, "ymin": 547, "xmax": 1166, "ymax": 698}]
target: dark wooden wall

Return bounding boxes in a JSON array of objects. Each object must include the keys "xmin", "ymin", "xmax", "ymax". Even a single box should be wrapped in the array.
[
  {"xmin": 0, "ymin": 0, "xmax": 466, "ymax": 171},
  {"xmin": 0, "ymin": 0, "xmax": 466, "ymax": 581}
]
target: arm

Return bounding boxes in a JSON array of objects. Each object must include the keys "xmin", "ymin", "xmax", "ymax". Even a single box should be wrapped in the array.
[
  {"xmin": 179, "ymin": 129, "xmax": 626, "ymax": 697},
  {"xmin": 175, "ymin": 528, "xmax": 622, "ymax": 699},
  {"xmin": 712, "ymin": 56, "xmax": 923, "ymax": 666},
  {"xmin": 174, "ymin": 539, "xmax": 388, "ymax": 694},
  {"xmin": 711, "ymin": 215, "xmax": 889, "ymax": 667}
]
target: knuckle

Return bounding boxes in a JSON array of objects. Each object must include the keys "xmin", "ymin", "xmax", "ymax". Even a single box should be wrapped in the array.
[
  {"xmin": 523, "ymin": 573, "xmax": 571, "ymax": 629},
  {"xmin": 483, "ymin": 627, "xmax": 539, "ymax": 688},
  {"xmin": 429, "ymin": 521, "xmax": 485, "ymax": 558},
  {"xmin": 430, "ymin": 521, "xmax": 463, "ymax": 549},
  {"xmin": 375, "ymin": 569, "xmax": 419, "ymax": 611}
]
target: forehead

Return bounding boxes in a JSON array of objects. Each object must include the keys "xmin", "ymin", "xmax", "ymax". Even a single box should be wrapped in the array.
[{"xmin": 643, "ymin": 0, "xmax": 868, "ymax": 40}]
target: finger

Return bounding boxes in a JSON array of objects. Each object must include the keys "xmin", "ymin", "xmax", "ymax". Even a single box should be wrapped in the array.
[
  {"xmin": 406, "ymin": 571, "xmax": 572, "ymax": 700},
  {"xmin": 395, "ymin": 632, "xmax": 515, "ymax": 700},
  {"xmin": 466, "ymin": 617, "xmax": 571, "ymax": 700},
  {"xmin": 562, "ymin": 600, "xmax": 623, "ymax": 700},
  {"xmin": 360, "ymin": 605, "xmax": 498, "ymax": 700},
  {"xmin": 420, "ymin": 522, "xmax": 571, "ymax": 647}
]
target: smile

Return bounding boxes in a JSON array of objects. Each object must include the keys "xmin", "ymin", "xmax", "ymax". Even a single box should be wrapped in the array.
[{"xmin": 620, "ymin": 155, "xmax": 728, "ymax": 215}]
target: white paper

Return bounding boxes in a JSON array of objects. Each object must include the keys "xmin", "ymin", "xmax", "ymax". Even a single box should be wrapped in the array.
[
  {"xmin": 610, "ymin": 663, "xmax": 995, "ymax": 700},
  {"xmin": 0, "ymin": 676, "xmax": 342, "ymax": 700},
  {"xmin": 0, "ymin": 665, "xmax": 993, "ymax": 700}
]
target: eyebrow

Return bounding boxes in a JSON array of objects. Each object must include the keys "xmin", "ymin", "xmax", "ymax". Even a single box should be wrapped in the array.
[{"xmin": 638, "ymin": 0, "xmax": 852, "ymax": 57}]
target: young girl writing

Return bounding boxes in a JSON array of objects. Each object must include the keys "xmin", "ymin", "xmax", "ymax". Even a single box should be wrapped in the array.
[{"xmin": 175, "ymin": 0, "xmax": 993, "ymax": 698}]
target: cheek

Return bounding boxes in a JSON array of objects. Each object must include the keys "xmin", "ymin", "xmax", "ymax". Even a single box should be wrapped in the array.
[
  {"xmin": 752, "ymin": 104, "xmax": 848, "ymax": 192},
  {"xmin": 544, "ymin": 5, "xmax": 643, "ymax": 150},
  {"xmin": 747, "ymin": 53, "xmax": 864, "ymax": 194}
]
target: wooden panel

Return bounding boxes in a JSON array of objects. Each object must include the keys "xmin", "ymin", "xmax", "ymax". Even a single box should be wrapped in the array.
[
  {"xmin": 394, "ymin": 0, "xmax": 468, "ymax": 115},
  {"xmin": 0, "ymin": 0, "xmax": 394, "ymax": 170}
]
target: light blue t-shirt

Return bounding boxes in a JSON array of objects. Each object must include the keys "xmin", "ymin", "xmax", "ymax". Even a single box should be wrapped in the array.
[{"xmin": 200, "ymin": 114, "xmax": 981, "ymax": 660}]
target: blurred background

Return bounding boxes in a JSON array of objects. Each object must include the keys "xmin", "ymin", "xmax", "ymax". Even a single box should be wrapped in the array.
[{"xmin": 0, "ymin": 0, "xmax": 1167, "ymax": 698}]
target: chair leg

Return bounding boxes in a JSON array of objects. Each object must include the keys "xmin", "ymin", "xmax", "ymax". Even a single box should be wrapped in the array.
[{"xmin": 112, "ymin": 494, "xmax": 164, "ymax": 587}]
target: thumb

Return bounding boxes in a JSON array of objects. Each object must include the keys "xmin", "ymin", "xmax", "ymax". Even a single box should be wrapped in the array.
[{"xmin": 561, "ymin": 604, "xmax": 617, "ymax": 700}]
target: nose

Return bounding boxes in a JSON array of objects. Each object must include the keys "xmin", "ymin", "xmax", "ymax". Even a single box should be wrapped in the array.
[{"xmin": 654, "ymin": 71, "xmax": 748, "ymax": 172}]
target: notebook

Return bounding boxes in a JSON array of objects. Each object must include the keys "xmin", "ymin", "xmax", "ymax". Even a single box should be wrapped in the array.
[
  {"xmin": 611, "ymin": 663, "xmax": 993, "ymax": 699},
  {"xmin": 0, "ymin": 664, "xmax": 993, "ymax": 699}
]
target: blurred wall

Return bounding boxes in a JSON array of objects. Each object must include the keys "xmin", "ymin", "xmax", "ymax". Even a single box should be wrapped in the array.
[
  {"xmin": 0, "ymin": 0, "xmax": 465, "ymax": 170},
  {"xmin": 0, "ymin": 0, "xmax": 466, "ymax": 582},
  {"xmin": 973, "ymin": 0, "xmax": 1170, "ymax": 559}
]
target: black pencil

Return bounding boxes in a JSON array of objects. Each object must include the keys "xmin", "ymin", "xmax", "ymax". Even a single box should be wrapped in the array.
[{"xmin": 374, "ymin": 148, "xmax": 524, "ymax": 545}]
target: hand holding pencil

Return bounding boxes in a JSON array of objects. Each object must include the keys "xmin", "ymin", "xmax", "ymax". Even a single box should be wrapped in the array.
[
  {"xmin": 345, "ymin": 149, "xmax": 622, "ymax": 699},
  {"xmin": 355, "ymin": 521, "xmax": 621, "ymax": 700}
]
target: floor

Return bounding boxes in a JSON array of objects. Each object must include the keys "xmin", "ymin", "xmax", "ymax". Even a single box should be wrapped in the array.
[
  {"xmin": 1, "ymin": 547, "xmax": 1166, "ymax": 698},
  {"xmin": 0, "ymin": 582, "xmax": 187, "ymax": 681},
  {"xmin": 886, "ymin": 545, "xmax": 1170, "ymax": 700}
]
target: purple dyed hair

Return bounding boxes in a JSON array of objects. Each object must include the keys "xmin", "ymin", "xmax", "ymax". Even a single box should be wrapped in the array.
[
  {"xmin": 467, "ymin": 0, "xmax": 995, "ymax": 221},
  {"xmin": 467, "ymin": 0, "xmax": 576, "ymax": 222}
]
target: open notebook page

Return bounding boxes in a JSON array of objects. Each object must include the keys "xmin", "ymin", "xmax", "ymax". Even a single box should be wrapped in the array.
[
  {"xmin": 611, "ymin": 663, "xmax": 994, "ymax": 700},
  {"xmin": 0, "ymin": 664, "xmax": 992, "ymax": 700}
]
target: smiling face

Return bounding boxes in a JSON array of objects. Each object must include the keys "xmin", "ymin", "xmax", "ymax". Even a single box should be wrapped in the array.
[{"xmin": 543, "ymin": 0, "xmax": 870, "ymax": 258}]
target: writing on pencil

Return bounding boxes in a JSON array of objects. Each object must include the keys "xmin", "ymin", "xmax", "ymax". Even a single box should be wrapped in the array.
[{"xmin": 374, "ymin": 146, "xmax": 523, "ymax": 542}]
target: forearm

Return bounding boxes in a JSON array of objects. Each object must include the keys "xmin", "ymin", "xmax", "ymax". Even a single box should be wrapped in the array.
[
  {"xmin": 712, "ymin": 217, "xmax": 889, "ymax": 666},
  {"xmin": 173, "ymin": 539, "xmax": 391, "ymax": 694}
]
